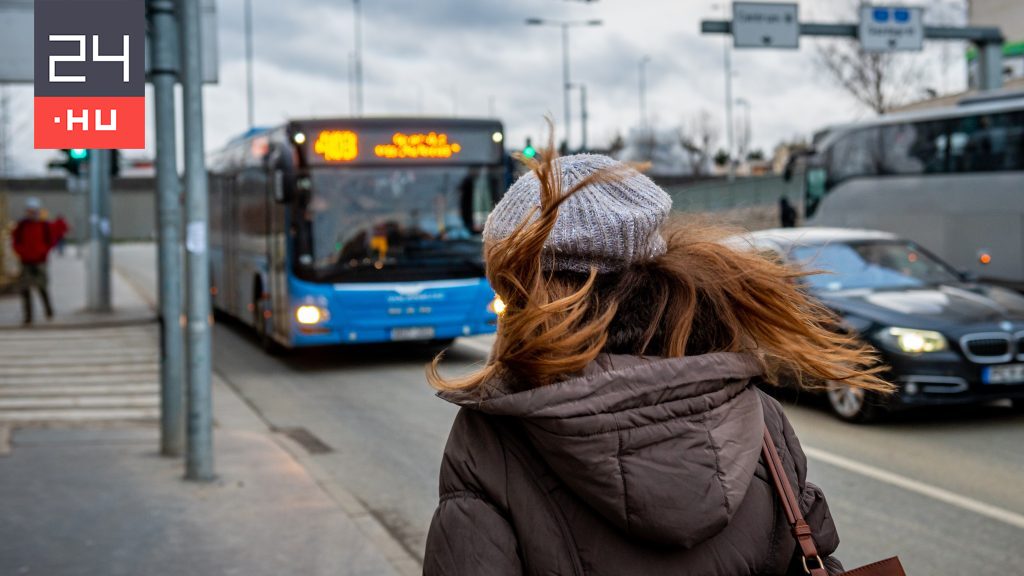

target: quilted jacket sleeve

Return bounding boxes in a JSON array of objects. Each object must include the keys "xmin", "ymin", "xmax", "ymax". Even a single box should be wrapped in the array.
[
  {"xmin": 423, "ymin": 409, "xmax": 523, "ymax": 576},
  {"xmin": 423, "ymin": 491, "xmax": 523, "ymax": 576},
  {"xmin": 761, "ymin": 390, "xmax": 844, "ymax": 575}
]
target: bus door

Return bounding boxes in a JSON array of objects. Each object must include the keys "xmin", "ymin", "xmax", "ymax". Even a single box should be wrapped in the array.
[
  {"xmin": 224, "ymin": 174, "xmax": 241, "ymax": 320},
  {"xmin": 269, "ymin": 170, "xmax": 290, "ymax": 343}
]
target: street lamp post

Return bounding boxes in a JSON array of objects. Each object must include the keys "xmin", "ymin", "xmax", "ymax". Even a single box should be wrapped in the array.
[
  {"xmin": 638, "ymin": 55, "xmax": 651, "ymax": 132},
  {"xmin": 244, "ymin": 0, "xmax": 254, "ymax": 129},
  {"xmin": 525, "ymin": 17, "xmax": 602, "ymax": 152},
  {"xmin": 711, "ymin": 3, "xmax": 735, "ymax": 182},
  {"xmin": 735, "ymin": 97, "xmax": 751, "ymax": 163},
  {"xmin": 353, "ymin": 0, "xmax": 364, "ymax": 116}
]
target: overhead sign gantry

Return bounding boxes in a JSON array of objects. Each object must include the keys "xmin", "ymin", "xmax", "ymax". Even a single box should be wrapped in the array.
[{"xmin": 702, "ymin": 2, "xmax": 1005, "ymax": 91}]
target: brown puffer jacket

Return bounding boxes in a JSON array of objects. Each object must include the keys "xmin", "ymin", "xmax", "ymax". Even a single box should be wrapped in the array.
[{"xmin": 424, "ymin": 352, "xmax": 844, "ymax": 575}]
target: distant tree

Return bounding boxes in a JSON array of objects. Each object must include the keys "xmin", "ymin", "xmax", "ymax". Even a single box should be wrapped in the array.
[
  {"xmin": 680, "ymin": 110, "xmax": 719, "ymax": 176},
  {"xmin": 814, "ymin": 1, "xmax": 930, "ymax": 113},
  {"xmin": 746, "ymin": 149, "xmax": 765, "ymax": 162},
  {"xmin": 713, "ymin": 148, "xmax": 730, "ymax": 167},
  {"xmin": 607, "ymin": 132, "xmax": 626, "ymax": 157}
]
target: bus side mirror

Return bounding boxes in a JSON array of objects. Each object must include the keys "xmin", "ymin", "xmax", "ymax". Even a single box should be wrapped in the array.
[{"xmin": 272, "ymin": 171, "xmax": 289, "ymax": 203}]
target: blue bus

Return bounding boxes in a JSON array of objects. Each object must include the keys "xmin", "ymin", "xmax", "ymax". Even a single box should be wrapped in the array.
[{"xmin": 208, "ymin": 118, "xmax": 506, "ymax": 349}]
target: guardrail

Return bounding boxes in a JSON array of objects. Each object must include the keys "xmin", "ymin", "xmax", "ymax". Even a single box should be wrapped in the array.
[{"xmin": 662, "ymin": 175, "xmax": 803, "ymax": 213}]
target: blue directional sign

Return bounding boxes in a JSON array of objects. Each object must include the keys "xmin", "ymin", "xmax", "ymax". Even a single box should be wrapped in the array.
[{"xmin": 859, "ymin": 5, "xmax": 924, "ymax": 52}]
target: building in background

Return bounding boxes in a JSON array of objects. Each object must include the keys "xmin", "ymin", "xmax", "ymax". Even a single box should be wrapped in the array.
[{"xmin": 968, "ymin": 0, "xmax": 1024, "ymax": 87}]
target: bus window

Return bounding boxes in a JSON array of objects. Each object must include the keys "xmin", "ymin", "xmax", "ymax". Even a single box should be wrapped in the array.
[
  {"xmin": 949, "ymin": 111, "xmax": 1024, "ymax": 173},
  {"xmin": 881, "ymin": 119, "xmax": 948, "ymax": 174},
  {"xmin": 827, "ymin": 126, "xmax": 883, "ymax": 183}
]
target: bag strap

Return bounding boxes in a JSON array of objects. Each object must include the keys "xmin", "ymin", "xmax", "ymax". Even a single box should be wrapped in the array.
[{"xmin": 762, "ymin": 427, "xmax": 829, "ymax": 576}]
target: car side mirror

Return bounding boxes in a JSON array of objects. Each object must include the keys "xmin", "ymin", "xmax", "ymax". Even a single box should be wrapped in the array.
[{"xmin": 960, "ymin": 270, "xmax": 979, "ymax": 283}]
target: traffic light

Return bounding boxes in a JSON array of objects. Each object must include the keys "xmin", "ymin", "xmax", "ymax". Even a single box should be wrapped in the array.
[
  {"xmin": 522, "ymin": 138, "xmax": 536, "ymax": 159},
  {"xmin": 48, "ymin": 148, "xmax": 90, "ymax": 176}
]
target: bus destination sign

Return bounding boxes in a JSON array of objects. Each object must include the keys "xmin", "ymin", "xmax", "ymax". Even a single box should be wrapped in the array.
[{"xmin": 303, "ymin": 124, "xmax": 499, "ymax": 166}]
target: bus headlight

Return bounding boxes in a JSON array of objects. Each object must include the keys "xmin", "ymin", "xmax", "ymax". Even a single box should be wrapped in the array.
[
  {"xmin": 876, "ymin": 327, "xmax": 947, "ymax": 354},
  {"xmin": 296, "ymin": 305, "xmax": 326, "ymax": 325},
  {"xmin": 488, "ymin": 296, "xmax": 506, "ymax": 316}
]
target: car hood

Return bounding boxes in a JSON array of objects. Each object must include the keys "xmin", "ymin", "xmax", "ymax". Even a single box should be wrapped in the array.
[{"xmin": 819, "ymin": 283, "xmax": 1024, "ymax": 329}]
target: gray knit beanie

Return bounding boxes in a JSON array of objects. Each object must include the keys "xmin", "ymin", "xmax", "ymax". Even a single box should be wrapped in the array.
[{"xmin": 483, "ymin": 154, "xmax": 672, "ymax": 273}]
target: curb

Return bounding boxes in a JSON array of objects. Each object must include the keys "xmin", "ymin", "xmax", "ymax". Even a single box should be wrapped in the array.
[
  {"xmin": 0, "ymin": 313, "xmax": 157, "ymax": 331},
  {"xmin": 215, "ymin": 370, "xmax": 423, "ymax": 576}
]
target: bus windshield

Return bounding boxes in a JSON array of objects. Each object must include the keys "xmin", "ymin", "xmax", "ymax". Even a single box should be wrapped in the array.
[
  {"xmin": 298, "ymin": 165, "xmax": 502, "ymax": 280},
  {"xmin": 791, "ymin": 241, "xmax": 962, "ymax": 292}
]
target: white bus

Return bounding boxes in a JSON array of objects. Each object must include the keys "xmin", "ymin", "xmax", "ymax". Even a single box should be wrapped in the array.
[{"xmin": 804, "ymin": 91, "xmax": 1024, "ymax": 289}]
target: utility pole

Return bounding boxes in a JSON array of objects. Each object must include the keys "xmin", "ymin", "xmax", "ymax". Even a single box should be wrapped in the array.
[
  {"xmin": 525, "ymin": 18, "xmax": 602, "ymax": 152},
  {"xmin": 148, "ymin": 0, "xmax": 185, "ymax": 457},
  {"xmin": 353, "ymin": 0, "xmax": 364, "ymax": 116},
  {"xmin": 180, "ymin": 0, "xmax": 214, "ymax": 481},
  {"xmin": 638, "ymin": 55, "xmax": 651, "ymax": 131},
  {"xmin": 579, "ymin": 84, "xmax": 589, "ymax": 151},
  {"xmin": 0, "ymin": 85, "xmax": 9, "ymax": 176},
  {"xmin": 723, "ymin": 37, "xmax": 734, "ymax": 182},
  {"xmin": 244, "ymin": 0, "xmax": 254, "ymax": 129},
  {"xmin": 86, "ymin": 150, "xmax": 111, "ymax": 312}
]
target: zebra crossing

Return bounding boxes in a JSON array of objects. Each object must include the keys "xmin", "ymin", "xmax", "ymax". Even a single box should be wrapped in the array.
[{"xmin": 0, "ymin": 323, "xmax": 160, "ymax": 425}]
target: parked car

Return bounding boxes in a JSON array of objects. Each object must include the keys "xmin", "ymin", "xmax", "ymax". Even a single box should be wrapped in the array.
[{"xmin": 737, "ymin": 227, "xmax": 1024, "ymax": 422}]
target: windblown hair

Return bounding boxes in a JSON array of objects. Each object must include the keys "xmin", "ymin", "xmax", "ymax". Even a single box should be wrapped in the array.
[{"xmin": 426, "ymin": 132, "xmax": 890, "ymax": 394}]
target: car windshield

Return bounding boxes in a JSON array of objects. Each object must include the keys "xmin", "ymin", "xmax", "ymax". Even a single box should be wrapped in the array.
[
  {"xmin": 298, "ymin": 166, "xmax": 501, "ymax": 280},
  {"xmin": 790, "ymin": 241, "xmax": 961, "ymax": 292}
]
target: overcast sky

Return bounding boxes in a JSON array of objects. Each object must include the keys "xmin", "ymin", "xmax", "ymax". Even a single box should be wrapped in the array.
[{"xmin": 3, "ymin": 0, "xmax": 968, "ymax": 175}]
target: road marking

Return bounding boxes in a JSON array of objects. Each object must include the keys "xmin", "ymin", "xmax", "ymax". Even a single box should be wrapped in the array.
[
  {"xmin": 0, "ymin": 407, "xmax": 159, "ymax": 423},
  {"xmin": 804, "ymin": 445, "xmax": 1024, "ymax": 530}
]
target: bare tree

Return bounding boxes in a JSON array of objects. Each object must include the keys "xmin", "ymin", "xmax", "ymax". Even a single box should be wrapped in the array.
[
  {"xmin": 816, "ymin": 44, "xmax": 929, "ymax": 113},
  {"xmin": 680, "ymin": 110, "xmax": 719, "ymax": 176},
  {"xmin": 815, "ymin": 2, "xmax": 930, "ymax": 114}
]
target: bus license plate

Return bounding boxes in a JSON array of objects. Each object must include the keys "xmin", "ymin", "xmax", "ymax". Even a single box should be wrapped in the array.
[
  {"xmin": 983, "ymin": 364, "xmax": 1024, "ymax": 384},
  {"xmin": 391, "ymin": 327, "xmax": 435, "ymax": 341}
]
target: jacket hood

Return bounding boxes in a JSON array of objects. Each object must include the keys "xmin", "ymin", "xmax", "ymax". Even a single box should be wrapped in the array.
[{"xmin": 439, "ymin": 352, "xmax": 766, "ymax": 548}]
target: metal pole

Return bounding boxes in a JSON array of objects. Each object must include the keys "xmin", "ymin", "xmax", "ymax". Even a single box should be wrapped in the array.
[
  {"xmin": 180, "ymin": 0, "xmax": 214, "ymax": 481},
  {"xmin": 977, "ymin": 41, "xmax": 1004, "ymax": 91},
  {"xmin": 724, "ymin": 38, "xmax": 735, "ymax": 182},
  {"xmin": 561, "ymin": 23, "xmax": 571, "ymax": 152},
  {"xmin": 639, "ymin": 56, "xmax": 650, "ymax": 131},
  {"xmin": 149, "ymin": 0, "xmax": 185, "ymax": 457},
  {"xmin": 580, "ymin": 84, "xmax": 589, "ymax": 151},
  {"xmin": 244, "ymin": 0, "xmax": 254, "ymax": 129},
  {"xmin": 353, "ymin": 0, "xmax": 363, "ymax": 116},
  {"xmin": 86, "ymin": 150, "xmax": 111, "ymax": 312}
]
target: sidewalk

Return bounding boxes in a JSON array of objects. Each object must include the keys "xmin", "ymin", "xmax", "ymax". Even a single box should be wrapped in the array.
[
  {"xmin": 0, "ymin": 250, "xmax": 417, "ymax": 576},
  {"xmin": 0, "ymin": 246, "xmax": 152, "ymax": 328}
]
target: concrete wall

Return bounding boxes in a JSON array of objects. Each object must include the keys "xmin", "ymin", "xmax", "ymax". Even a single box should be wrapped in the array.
[{"xmin": 1, "ymin": 177, "xmax": 157, "ymax": 242}]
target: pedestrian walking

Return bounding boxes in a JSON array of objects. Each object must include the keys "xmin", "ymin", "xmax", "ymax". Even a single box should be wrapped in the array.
[
  {"xmin": 52, "ymin": 215, "xmax": 70, "ymax": 256},
  {"xmin": 779, "ymin": 195, "xmax": 797, "ymax": 228},
  {"xmin": 13, "ymin": 198, "xmax": 56, "ymax": 324},
  {"xmin": 423, "ymin": 146, "xmax": 891, "ymax": 575}
]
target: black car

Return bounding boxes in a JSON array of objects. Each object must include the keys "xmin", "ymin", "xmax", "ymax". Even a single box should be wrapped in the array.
[{"xmin": 741, "ymin": 227, "xmax": 1024, "ymax": 422}]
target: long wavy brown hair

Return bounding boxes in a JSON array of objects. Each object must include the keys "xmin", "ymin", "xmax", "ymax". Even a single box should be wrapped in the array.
[{"xmin": 427, "ymin": 133, "xmax": 890, "ymax": 394}]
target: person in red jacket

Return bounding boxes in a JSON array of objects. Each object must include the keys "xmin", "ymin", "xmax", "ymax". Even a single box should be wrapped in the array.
[{"xmin": 12, "ymin": 198, "xmax": 55, "ymax": 324}]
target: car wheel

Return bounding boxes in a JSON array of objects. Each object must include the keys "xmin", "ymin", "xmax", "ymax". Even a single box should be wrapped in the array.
[{"xmin": 826, "ymin": 383, "xmax": 883, "ymax": 423}]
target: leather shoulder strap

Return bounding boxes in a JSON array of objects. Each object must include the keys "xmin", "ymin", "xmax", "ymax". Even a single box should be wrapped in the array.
[{"xmin": 762, "ymin": 427, "xmax": 829, "ymax": 576}]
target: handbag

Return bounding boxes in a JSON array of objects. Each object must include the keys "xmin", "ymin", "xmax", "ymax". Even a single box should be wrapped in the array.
[{"xmin": 761, "ymin": 427, "xmax": 907, "ymax": 576}]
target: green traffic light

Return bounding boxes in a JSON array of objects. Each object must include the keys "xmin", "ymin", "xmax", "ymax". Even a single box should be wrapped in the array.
[
  {"xmin": 522, "ymin": 146, "xmax": 536, "ymax": 159},
  {"xmin": 69, "ymin": 149, "xmax": 88, "ymax": 160}
]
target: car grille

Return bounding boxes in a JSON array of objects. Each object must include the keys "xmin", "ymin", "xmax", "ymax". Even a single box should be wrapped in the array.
[{"xmin": 960, "ymin": 333, "xmax": 1012, "ymax": 363}]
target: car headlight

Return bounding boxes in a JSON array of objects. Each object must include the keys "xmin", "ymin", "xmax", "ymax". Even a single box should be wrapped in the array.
[
  {"xmin": 876, "ymin": 327, "xmax": 947, "ymax": 354},
  {"xmin": 296, "ymin": 305, "xmax": 326, "ymax": 325},
  {"xmin": 487, "ymin": 295, "xmax": 506, "ymax": 316}
]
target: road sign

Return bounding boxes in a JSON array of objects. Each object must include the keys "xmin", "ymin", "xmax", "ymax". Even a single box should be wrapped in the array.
[
  {"xmin": 732, "ymin": 2, "xmax": 799, "ymax": 49},
  {"xmin": 858, "ymin": 5, "xmax": 924, "ymax": 52}
]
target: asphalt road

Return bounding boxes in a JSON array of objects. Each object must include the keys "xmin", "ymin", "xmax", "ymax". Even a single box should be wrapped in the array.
[{"xmin": 114, "ymin": 243, "xmax": 1024, "ymax": 574}]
